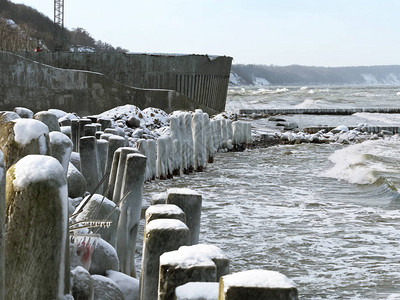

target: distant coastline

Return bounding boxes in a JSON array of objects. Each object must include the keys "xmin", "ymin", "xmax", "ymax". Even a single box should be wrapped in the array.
[{"xmin": 230, "ymin": 64, "xmax": 400, "ymax": 86}]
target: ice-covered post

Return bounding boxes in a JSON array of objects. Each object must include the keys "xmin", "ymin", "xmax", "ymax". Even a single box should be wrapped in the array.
[
  {"xmin": 147, "ymin": 139, "xmax": 157, "ymax": 180},
  {"xmin": 137, "ymin": 139, "xmax": 151, "ymax": 181},
  {"xmin": 112, "ymin": 147, "xmax": 139, "ymax": 203},
  {"xmin": 158, "ymin": 247, "xmax": 217, "ymax": 300},
  {"xmin": 105, "ymin": 136, "xmax": 126, "ymax": 180},
  {"xmin": 79, "ymin": 136, "xmax": 100, "ymax": 193},
  {"xmin": 116, "ymin": 153, "xmax": 146, "ymax": 277},
  {"xmin": 96, "ymin": 139, "xmax": 109, "ymax": 192},
  {"xmin": 107, "ymin": 148, "xmax": 121, "ymax": 200},
  {"xmin": 156, "ymin": 136, "xmax": 168, "ymax": 180},
  {"xmin": 49, "ymin": 131, "xmax": 73, "ymax": 176},
  {"xmin": 5, "ymin": 155, "xmax": 69, "ymax": 300},
  {"xmin": 0, "ymin": 119, "xmax": 50, "ymax": 169},
  {"xmin": 184, "ymin": 113, "xmax": 194, "ymax": 173},
  {"xmin": 170, "ymin": 116, "xmax": 182, "ymax": 175},
  {"xmin": 0, "ymin": 150, "xmax": 4, "ymax": 300},
  {"xmin": 192, "ymin": 111, "xmax": 206, "ymax": 172},
  {"xmin": 166, "ymin": 188, "xmax": 202, "ymax": 245},
  {"xmin": 140, "ymin": 218, "xmax": 189, "ymax": 300},
  {"xmin": 203, "ymin": 113, "xmax": 214, "ymax": 163},
  {"xmin": 144, "ymin": 204, "xmax": 186, "ymax": 225},
  {"xmin": 219, "ymin": 270, "xmax": 298, "ymax": 300}
]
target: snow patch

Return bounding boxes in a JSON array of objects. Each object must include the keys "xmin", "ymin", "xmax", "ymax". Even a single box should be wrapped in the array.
[
  {"xmin": 146, "ymin": 204, "xmax": 184, "ymax": 216},
  {"xmin": 106, "ymin": 270, "xmax": 139, "ymax": 300},
  {"xmin": 167, "ymin": 187, "xmax": 201, "ymax": 196},
  {"xmin": 13, "ymin": 119, "xmax": 49, "ymax": 153},
  {"xmin": 253, "ymin": 77, "xmax": 270, "ymax": 86},
  {"xmin": 146, "ymin": 218, "xmax": 188, "ymax": 232},
  {"xmin": 175, "ymin": 282, "xmax": 218, "ymax": 300},
  {"xmin": 222, "ymin": 270, "xmax": 296, "ymax": 290}
]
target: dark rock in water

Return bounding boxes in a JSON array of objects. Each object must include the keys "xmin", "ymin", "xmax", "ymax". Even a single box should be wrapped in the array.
[
  {"xmin": 91, "ymin": 275, "xmax": 124, "ymax": 300},
  {"xmin": 268, "ymin": 116, "xmax": 286, "ymax": 122},
  {"xmin": 284, "ymin": 122, "xmax": 299, "ymax": 130},
  {"xmin": 126, "ymin": 116, "xmax": 141, "ymax": 128}
]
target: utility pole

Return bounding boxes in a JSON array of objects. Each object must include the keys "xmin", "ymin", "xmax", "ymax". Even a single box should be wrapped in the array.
[{"xmin": 53, "ymin": 0, "xmax": 64, "ymax": 51}]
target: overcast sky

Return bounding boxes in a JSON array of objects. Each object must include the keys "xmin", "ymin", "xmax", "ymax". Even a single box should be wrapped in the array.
[{"xmin": 11, "ymin": 0, "xmax": 400, "ymax": 67}]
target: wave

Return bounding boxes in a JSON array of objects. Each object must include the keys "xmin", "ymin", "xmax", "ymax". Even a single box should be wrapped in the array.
[
  {"xmin": 322, "ymin": 139, "xmax": 400, "ymax": 194},
  {"xmin": 227, "ymin": 87, "xmax": 289, "ymax": 96},
  {"xmin": 294, "ymin": 98, "xmax": 326, "ymax": 109}
]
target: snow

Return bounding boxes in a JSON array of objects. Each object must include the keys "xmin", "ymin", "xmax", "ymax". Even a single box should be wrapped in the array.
[
  {"xmin": 146, "ymin": 204, "xmax": 184, "ymax": 216},
  {"xmin": 106, "ymin": 270, "xmax": 139, "ymax": 300},
  {"xmin": 48, "ymin": 109, "xmax": 67, "ymax": 118},
  {"xmin": 253, "ymin": 77, "xmax": 270, "ymax": 86},
  {"xmin": 146, "ymin": 218, "xmax": 188, "ymax": 232},
  {"xmin": 222, "ymin": 270, "xmax": 296, "ymax": 290},
  {"xmin": 167, "ymin": 188, "xmax": 201, "ymax": 196},
  {"xmin": 175, "ymin": 282, "xmax": 218, "ymax": 300},
  {"xmin": 179, "ymin": 244, "xmax": 227, "ymax": 260},
  {"xmin": 13, "ymin": 155, "xmax": 65, "ymax": 190},
  {"xmin": 13, "ymin": 119, "xmax": 49, "ymax": 154}
]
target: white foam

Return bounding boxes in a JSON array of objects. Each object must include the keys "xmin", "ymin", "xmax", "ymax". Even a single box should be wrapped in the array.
[{"xmin": 222, "ymin": 270, "xmax": 295, "ymax": 290}]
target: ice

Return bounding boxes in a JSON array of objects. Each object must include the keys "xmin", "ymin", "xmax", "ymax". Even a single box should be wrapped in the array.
[
  {"xmin": 13, "ymin": 119, "xmax": 49, "ymax": 154},
  {"xmin": 222, "ymin": 270, "xmax": 295, "ymax": 290},
  {"xmin": 146, "ymin": 218, "xmax": 188, "ymax": 232},
  {"xmin": 175, "ymin": 282, "xmax": 218, "ymax": 300}
]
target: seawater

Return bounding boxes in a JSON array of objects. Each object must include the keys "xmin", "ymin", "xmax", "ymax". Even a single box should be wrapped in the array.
[{"xmin": 144, "ymin": 85, "xmax": 400, "ymax": 299}]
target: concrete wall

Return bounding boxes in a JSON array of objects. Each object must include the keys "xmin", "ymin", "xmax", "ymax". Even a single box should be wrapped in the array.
[
  {"xmin": 0, "ymin": 52, "xmax": 219, "ymax": 116},
  {"xmin": 22, "ymin": 52, "xmax": 233, "ymax": 112}
]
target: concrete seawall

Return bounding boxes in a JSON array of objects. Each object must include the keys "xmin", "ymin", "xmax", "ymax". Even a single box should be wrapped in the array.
[
  {"xmin": 0, "ymin": 52, "xmax": 219, "ymax": 116},
  {"xmin": 21, "ymin": 52, "xmax": 233, "ymax": 113},
  {"xmin": 239, "ymin": 108, "xmax": 400, "ymax": 116}
]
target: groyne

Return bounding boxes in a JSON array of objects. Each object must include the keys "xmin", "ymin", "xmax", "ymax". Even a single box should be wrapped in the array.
[{"xmin": 239, "ymin": 107, "xmax": 400, "ymax": 116}]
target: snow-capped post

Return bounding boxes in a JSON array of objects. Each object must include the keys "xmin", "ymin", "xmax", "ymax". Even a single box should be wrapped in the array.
[
  {"xmin": 218, "ymin": 270, "xmax": 298, "ymax": 300},
  {"xmin": 98, "ymin": 118, "xmax": 112, "ymax": 131},
  {"xmin": 5, "ymin": 155, "xmax": 69, "ymax": 300},
  {"xmin": 106, "ymin": 148, "xmax": 121, "ymax": 200},
  {"xmin": 0, "ymin": 118, "xmax": 50, "ymax": 170},
  {"xmin": 144, "ymin": 204, "xmax": 186, "ymax": 226},
  {"xmin": 170, "ymin": 116, "xmax": 182, "ymax": 176},
  {"xmin": 112, "ymin": 147, "xmax": 139, "ymax": 203},
  {"xmin": 0, "ymin": 150, "xmax": 5, "ymax": 300},
  {"xmin": 156, "ymin": 136, "xmax": 168, "ymax": 180},
  {"xmin": 116, "ymin": 153, "xmax": 146, "ymax": 277},
  {"xmin": 104, "ymin": 136, "xmax": 126, "ymax": 183},
  {"xmin": 166, "ymin": 188, "xmax": 202, "ymax": 245},
  {"xmin": 146, "ymin": 139, "xmax": 157, "ymax": 181},
  {"xmin": 140, "ymin": 218, "xmax": 190, "ymax": 300},
  {"xmin": 192, "ymin": 111, "xmax": 206, "ymax": 172},
  {"xmin": 79, "ymin": 136, "xmax": 101, "ymax": 193},
  {"xmin": 84, "ymin": 124, "xmax": 98, "ymax": 137},
  {"xmin": 77, "ymin": 118, "xmax": 92, "ymax": 151},
  {"xmin": 33, "ymin": 111, "xmax": 61, "ymax": 132},
  {"xmin": 158, "ymin": 246, "xmax": 217, "ymax": 300},
  {"xmin": 49, "ymin": 131, "xmax": 73, "ymax": 177},
  {"xmin": 184, "ymin": 113, "xmax": 194, "ymax": 173}
]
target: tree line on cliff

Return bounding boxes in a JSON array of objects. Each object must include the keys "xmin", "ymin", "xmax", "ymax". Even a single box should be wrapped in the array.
[
  {"xmin": 0, "ymin": 0, "xmax": 127, "ymax": 52},
  {"xmin": 231, "ymin": 64, "xmax": 400, "ymax": 86}
]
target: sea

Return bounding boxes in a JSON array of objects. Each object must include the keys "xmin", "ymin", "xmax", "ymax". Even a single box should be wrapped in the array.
[{"xmin": 144, "ymin": 85, "xmax": 400, "ymax": 299}]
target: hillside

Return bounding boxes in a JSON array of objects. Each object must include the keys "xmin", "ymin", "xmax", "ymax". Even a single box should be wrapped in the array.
[
  {"xmin": 0, "ymin": 0, "xmax": 127, "ymax": 52},
  {"xmin": 230, "ymin": 64, "xmax": 400, "ymax": 86}
]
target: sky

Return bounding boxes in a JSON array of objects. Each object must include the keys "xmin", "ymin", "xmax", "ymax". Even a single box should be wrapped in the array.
[{"xmin": 10, "ymin": 0, "xmax": 400, "ymax": 67}]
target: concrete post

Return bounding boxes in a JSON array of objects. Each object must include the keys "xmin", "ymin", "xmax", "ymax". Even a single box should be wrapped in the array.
[
  {"xmin": 151, "ymin": 192, "xmax": 167, "ymax": 205},
  {"xmin": 84, "ymin": 124, "xmax": 98, "ymax": 136},
  {"xmin": 98, "ymin": 118, "xmax": 112, "ymax": 131},
  {"xmin": 96, "ymin": 139, "xmax": 109, "ymax": 193},
  {"xmin": 78, "ymin": 118, "xmax": 92, "ymax": 150},
  {"xmin": 140, "ymin": 219, "xmax": 189, "ymax": 300},
  {"xmin": 158, "ymin": 248, "xmax": 217, "ymax": 300},
  {"xmin": 0, "ymin": 150, "xmax": 4, "ymax": 300},
  {"xmin": 137, "ymin": 139, "xmax": 150, "ymax": 181},
  {"xmin": 105, "ymin": 136, "xmax": 126, "ymax": 180},
  {"xmin": 203, "ymin": 113, "xmax": 214, "ymax": 163},
  {"xmin": 219, "ymin": 270, "xmax": 298, "ymax": 300},
  {"xmin": 71, "ymin": 119, "xmax": 79, "ymax": 152},
  {"xmin": 79, "ymin": 136, "xmax": 100, "ymax": 193},
  {"xmin": 5, "ymin": 155, "xmax": 69, "ymax": 300},
  {"xmin": 0, "ymin": 119, "xmax": 50, "ymax": 170},
  {"xmin": 112, "ymin": 147, "xmax": 139, "ymax": 203},
  {"xmin": 116, "ymin": 153, "xmax": 146, "ymax": 277},
  {"xmin": 106, "ymin": 148, "xmax": 121, "ymax": 200},
  {"xmin": 166, "ymin": 188, "xmax": 202, "ymax": 245},
  {"xmin": 49, "ymin": 131, "xmax": 73, "ymax": 177}
]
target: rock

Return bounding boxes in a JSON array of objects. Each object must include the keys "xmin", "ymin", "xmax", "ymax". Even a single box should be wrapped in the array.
[
  {"xmin": 34, "ymin": 111, "xmax": 61, "ymax": 132},
  {"xmin": 106, "ymin": 270, "xmax": 139, "ymax": 300},
  {"xmin": 75, "ymin": 194, "xmax": 120, "ymax": 247},
  {"xmin": 71, "ymin": 266, "xmax": 93, "ymax": 300},
  {"xmin": 13, "ymin": 107, "xmax": 33, "ymax": 118},
  {"xmin": 89, "ymin": 238, "xmax": 119, "ymax": 276},
  {"xmin": 91, "ymin": 275, "xmax": 124, "ymax": 300},
  {"xmin": 126, "ymin": 116, "xmax": 141, "ymax": 128},
  {"xmin": 70, "ymin": 151, "xmax": 81, "ymax": 171},
  {"xmin": 67, "ymin": 162, "xmax": 87, "ymax": 198},
  {"xmin": 268, "ymin": 116, "xmax": 286, "ymax": 122},
  {"xmin": 284, "ymin": 122, "xmax": 299, "ymax": 130},
  {"xmin": 331, "ymin": 125, "xmax": 349, "ymax": 134}
]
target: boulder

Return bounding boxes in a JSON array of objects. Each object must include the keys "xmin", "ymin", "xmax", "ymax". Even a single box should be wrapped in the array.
[
  {"xmin": 91, "ymin": 275, "xmax": 124, "ymax": 300},
  {"xmin": 89, "ymin": 238, "xmax": 119, "ymax": 276},
  {"xmin": 34, "ymin": 111, "xmax": 61, "ymax": 132},
  {"xmin": 67, "ymin": 162, "xmax": 87, "ymax": 198},
  {"xmin": 71, "ymin": 266, "xmax": 93, "ymax": 300},
  {"xmin": 106, "ymin": 270, "xmax": 139, "ymax": 300}
]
